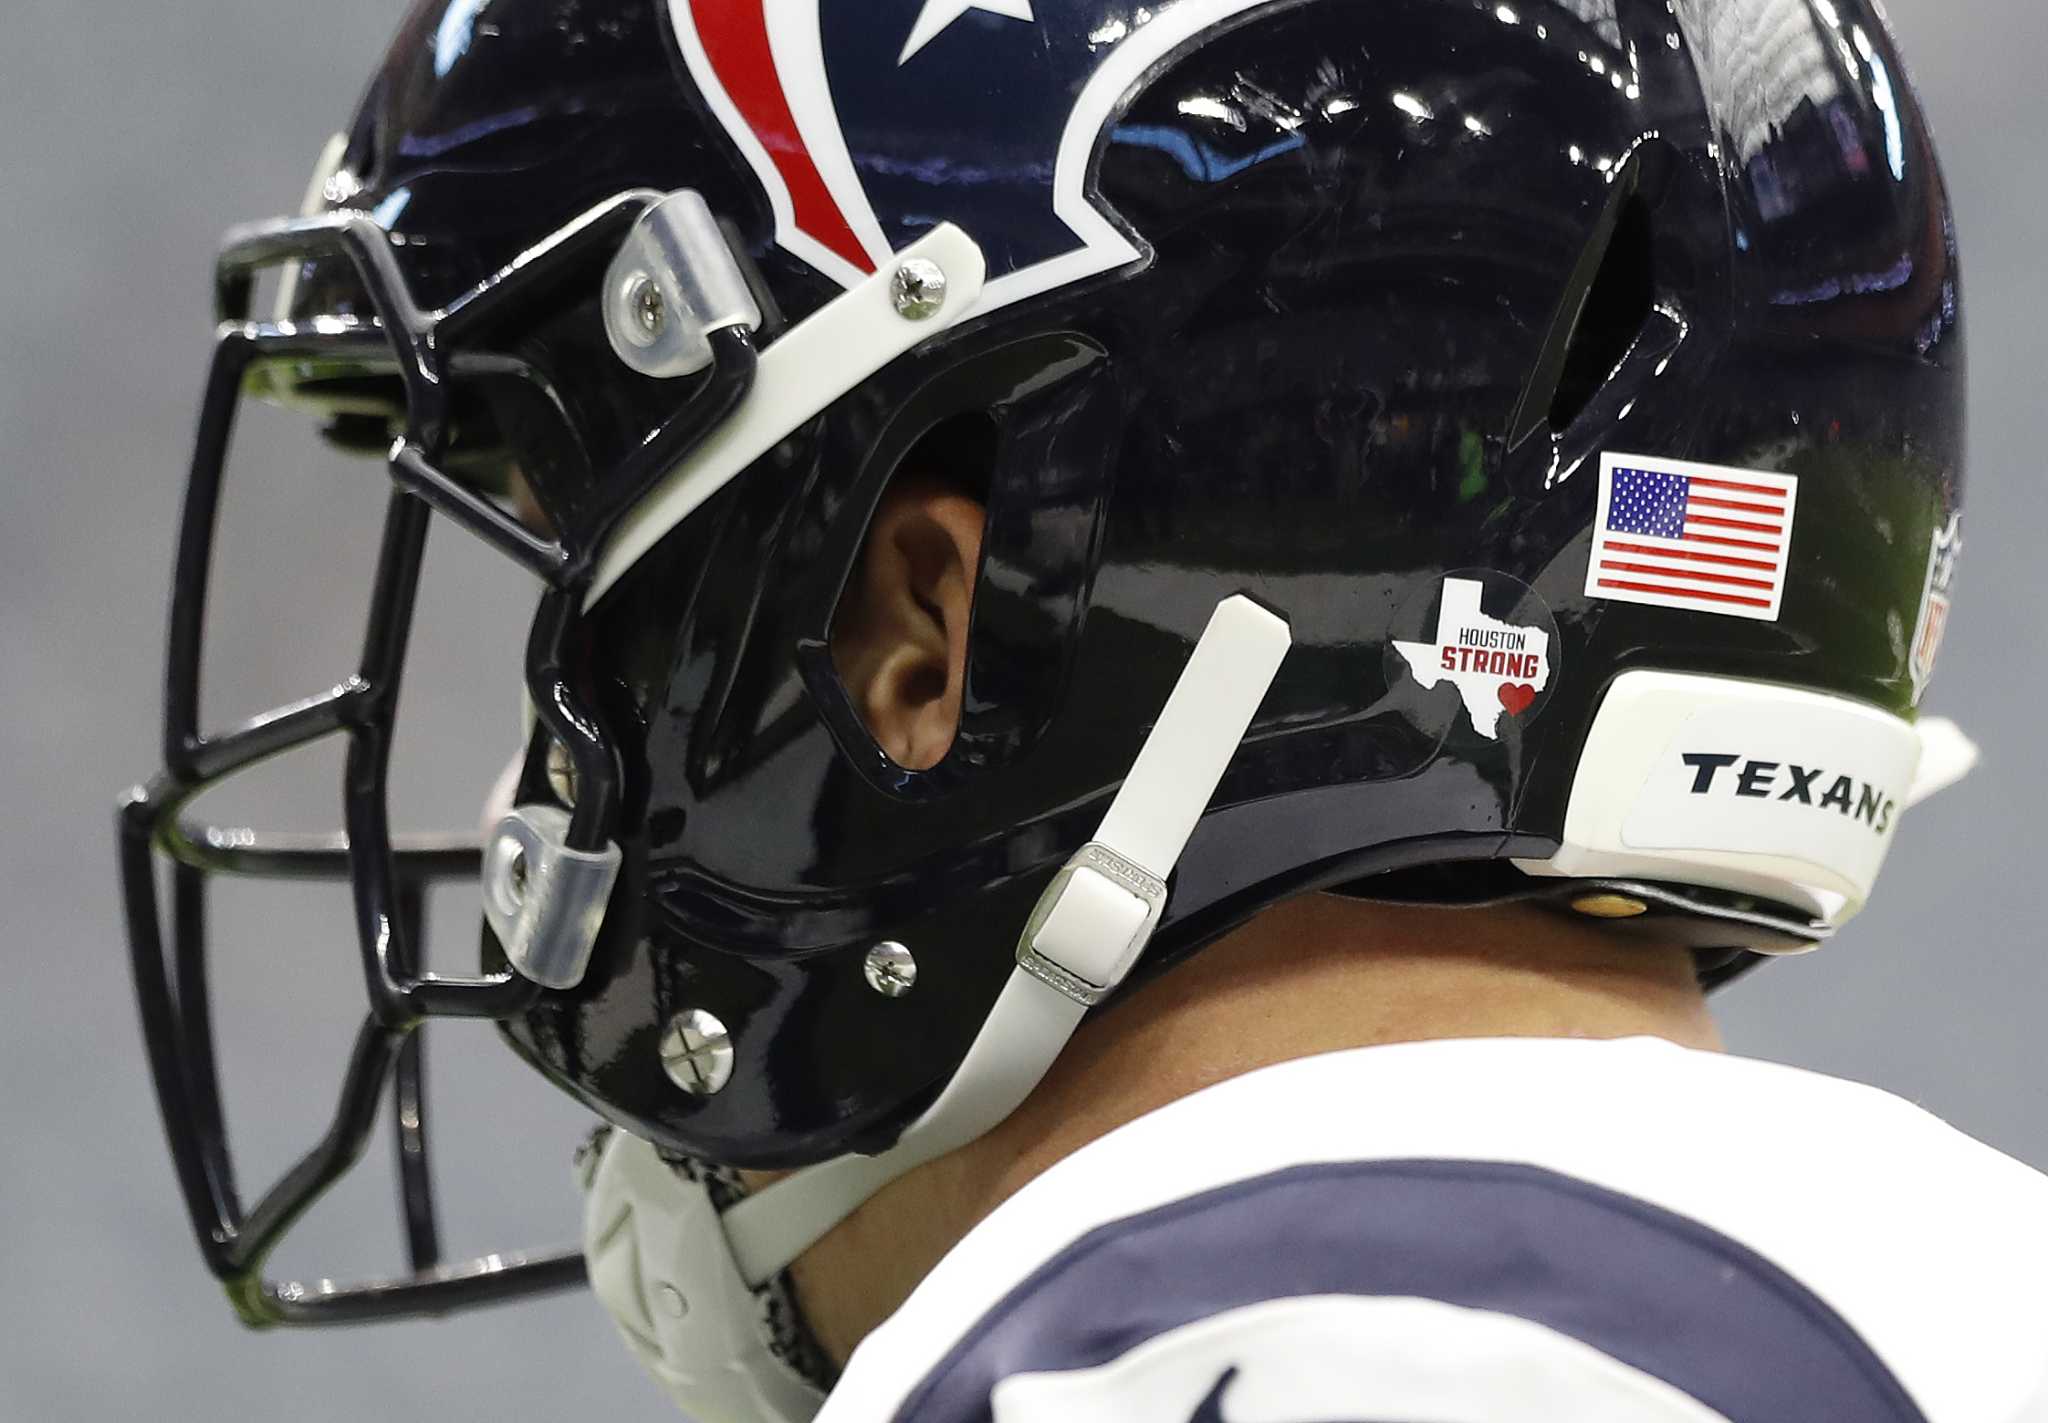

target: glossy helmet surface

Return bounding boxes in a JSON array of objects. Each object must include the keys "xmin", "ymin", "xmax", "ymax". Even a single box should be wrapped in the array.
[{"xmin": 123, "ymin": 0, "xmax": 1964, "ymax": 1323}]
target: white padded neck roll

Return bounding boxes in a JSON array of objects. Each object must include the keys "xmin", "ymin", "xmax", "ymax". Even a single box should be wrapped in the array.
[{"xmin": 721, "ymin": 595, "xmax": 1292, "ymax": 1285}]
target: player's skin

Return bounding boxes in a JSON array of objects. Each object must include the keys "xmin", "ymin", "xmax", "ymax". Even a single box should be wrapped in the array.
[{"xmin": 769, "ymin": 474, "xmax": 1725, "ymax": 1367}]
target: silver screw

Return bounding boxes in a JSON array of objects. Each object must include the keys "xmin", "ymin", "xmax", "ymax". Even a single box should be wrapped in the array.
[
  {"xmin": 890, "ymin": 258, "xmax": 948, "ymax": 319},
  {"xmin": 659, "ymin": 1008, "xmax": 734, "ymax": 1097},
  {"xmin": 863, "ymin": 941, "xmax": 918, "ymax": 997},
  {"xmin": 657, "ymin": 1283, "xmax": 690, "ymax": 1319},
  {"xmin": 546, "ymin": 739, "xmax": 579, "ymax": 807},
  {"xmin": 625, "ymin": 272, "xmax": 666, "ymax": 344}
]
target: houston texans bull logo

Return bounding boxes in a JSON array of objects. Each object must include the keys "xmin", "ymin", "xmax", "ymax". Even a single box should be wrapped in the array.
[{"xmin": 667, "ymin": 0, "xmax": 1284, "ymax": 314}]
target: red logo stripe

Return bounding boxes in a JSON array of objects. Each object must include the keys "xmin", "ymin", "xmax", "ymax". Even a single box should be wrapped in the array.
[{"xmin": 691, "ymin": 0, "xmax": 873, "ymax": 275}]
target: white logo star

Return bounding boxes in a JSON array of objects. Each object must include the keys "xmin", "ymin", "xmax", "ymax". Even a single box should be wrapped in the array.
[{"xmin": 898, "ymin": 0, "xmax": 1035, "ymax": 65}]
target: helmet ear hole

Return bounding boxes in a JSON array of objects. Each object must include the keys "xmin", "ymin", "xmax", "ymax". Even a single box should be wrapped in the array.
[
  {"xmin": 827, "ymin": 412, "xmax": 998, "ymax": 771},
  {"xmin": 896, "ymin": 409, "xmax": 1000, "ymax": 506}
]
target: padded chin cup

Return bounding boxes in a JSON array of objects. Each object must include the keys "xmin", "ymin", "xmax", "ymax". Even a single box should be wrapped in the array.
[{"xmin": 584, "ymin": 1132, "xmax": 828, "ymax": 1423}]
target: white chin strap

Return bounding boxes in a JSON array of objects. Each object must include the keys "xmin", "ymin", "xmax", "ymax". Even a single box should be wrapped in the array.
[{"xmin": 724, "ymin": 593, "xmax": 1292, "ymax": 1283}]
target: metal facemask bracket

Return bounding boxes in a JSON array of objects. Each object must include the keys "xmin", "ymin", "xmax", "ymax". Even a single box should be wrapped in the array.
[
  {"xmin": 483, "ymin": 805, "xmax": 623, "ymax": 990},
  {"xmin": 603, "ymin": 190, "xmax": 764, "ymax": 379}
]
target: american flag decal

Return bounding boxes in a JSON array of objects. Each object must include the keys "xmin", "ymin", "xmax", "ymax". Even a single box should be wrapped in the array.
[{"xmin": 1585, "ymin": 453, "xmax": 1799, "ymax": 622}]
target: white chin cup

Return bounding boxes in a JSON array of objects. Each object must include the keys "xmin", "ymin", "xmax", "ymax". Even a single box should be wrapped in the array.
[{"xmin": 585, "ymin": 1134, "xmax": 826, "ymax": 1423}]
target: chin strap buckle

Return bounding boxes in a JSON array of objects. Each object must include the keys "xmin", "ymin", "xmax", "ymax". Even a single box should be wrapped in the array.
[{"xmin": 1017, "ymin": 842, "xmax": 1168, "ymax": 1007}]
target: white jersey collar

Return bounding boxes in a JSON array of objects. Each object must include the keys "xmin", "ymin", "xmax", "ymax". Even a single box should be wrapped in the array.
[{"xmin": 824, "ymin": 1036, "xmax": 2048, "ymax": 1423}]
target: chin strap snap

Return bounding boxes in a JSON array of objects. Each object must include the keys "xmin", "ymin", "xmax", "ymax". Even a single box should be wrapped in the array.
[{"xmin": 718, "ymin": 594, "xmax": 1291, "ymax": 1286}]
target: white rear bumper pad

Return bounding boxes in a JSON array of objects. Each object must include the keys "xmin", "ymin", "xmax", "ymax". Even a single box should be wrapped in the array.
[{"xmin": 1515, "ymin": 670, "xmax": 1973, "ymax": 929}]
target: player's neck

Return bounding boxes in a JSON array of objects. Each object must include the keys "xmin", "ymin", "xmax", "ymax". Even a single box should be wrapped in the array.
[
  {"xmin": 785, "ymin": 894, "xmax": 1720, "ymax": 1365},
  {"xmin": 957, "ymin": 893, "xmax": 1720, "ymax": 1212}
]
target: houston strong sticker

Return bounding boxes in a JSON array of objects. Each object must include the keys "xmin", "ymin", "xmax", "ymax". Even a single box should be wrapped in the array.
[{"xmin": 1392, "ymin": 578, "xmax": 1553, "ymax": 740}]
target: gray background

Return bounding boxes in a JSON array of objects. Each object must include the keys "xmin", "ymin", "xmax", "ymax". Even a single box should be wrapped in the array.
[{"xmin": 0, "ymin": 0, "xmax": 2038, "ymax": 1418}]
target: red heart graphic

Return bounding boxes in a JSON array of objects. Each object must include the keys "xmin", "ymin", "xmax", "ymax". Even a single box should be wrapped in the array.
[{"xmin": 1497, "ymin": 683, "xmax": 1537, "ymax": 716}]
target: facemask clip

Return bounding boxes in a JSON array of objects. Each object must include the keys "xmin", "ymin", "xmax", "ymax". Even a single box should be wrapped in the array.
[
  {"xmin": 482, "ymin": 804, "xmax": 622, "ymax": 990},
  {"xmin": 603, "ymin": 189, "xmax": 763, "ymax": 379}
]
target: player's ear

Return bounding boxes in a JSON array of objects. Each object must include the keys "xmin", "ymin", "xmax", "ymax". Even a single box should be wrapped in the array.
[{"xmin": 832, "ymin": 473, "xmax": 986, "ymax": 770}]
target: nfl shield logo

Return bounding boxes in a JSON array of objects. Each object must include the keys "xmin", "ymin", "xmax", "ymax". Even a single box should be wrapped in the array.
[{"xmin": 1910, "ymin": 513, "xmax": 1961, "ymax": 703}]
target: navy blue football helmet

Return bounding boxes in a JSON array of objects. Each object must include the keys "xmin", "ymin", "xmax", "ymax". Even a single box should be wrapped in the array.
[{"xmin": 121, "ymin": 0, "xmax": 1969, "ymax": 1376}]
